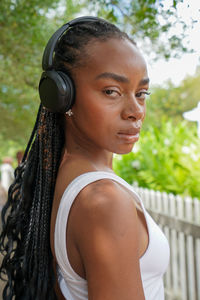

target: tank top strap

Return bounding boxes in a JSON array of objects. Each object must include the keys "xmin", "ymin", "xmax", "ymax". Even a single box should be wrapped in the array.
[{"xmin": 54, "ymin": 171, "xmax": 142, "ymax": 281}]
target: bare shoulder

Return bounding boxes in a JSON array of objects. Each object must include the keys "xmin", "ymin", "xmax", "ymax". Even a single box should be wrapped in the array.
[
  {"xmin": 77, "ymin": 178, "xmax": 137, "ymax": 214},
  {"xmin": 71, "ymin": 178, "xmax": 139, "ymax": 241}
]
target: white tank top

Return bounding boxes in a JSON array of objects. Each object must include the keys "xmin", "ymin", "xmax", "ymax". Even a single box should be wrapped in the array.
[{"xmin": 55, "ymin": 171, "xmax": 170, "ymax": 300}]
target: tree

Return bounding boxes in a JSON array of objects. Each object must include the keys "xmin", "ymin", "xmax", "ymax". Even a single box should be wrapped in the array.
[
  {"xmin": 88, "ymin": 0, "xmax": 196, "ymax": 59},
  {"xmin": 0, "ymin": 0, "xmax": 84, "ymax": 147},
  {"xmin": 143, "ymin": 67, "xmax": 200, "ymax": 130},
  {"xmin": 0, "ymin": 0, "xmax": 197, "ymax": 153}
]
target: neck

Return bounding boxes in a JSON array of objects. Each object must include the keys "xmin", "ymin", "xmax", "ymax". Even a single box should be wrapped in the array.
[{"xmin": 64, "ymin": 129, "xmax": 113, "ymax": 171}]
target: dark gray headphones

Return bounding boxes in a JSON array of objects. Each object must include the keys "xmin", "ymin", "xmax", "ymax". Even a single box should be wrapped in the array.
[{"xmin": 38, "ymin": 16, "xmax": 106, "ymax": 113}]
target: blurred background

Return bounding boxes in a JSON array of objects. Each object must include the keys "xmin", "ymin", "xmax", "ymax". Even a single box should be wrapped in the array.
[{"xmin": 0, "ymin": 0, "xmax": 199, "ymax": 199}]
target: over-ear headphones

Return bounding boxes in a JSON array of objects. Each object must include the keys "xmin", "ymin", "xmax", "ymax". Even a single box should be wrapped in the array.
[{"xmin": 39, "ymin": 16, "xmax": 106, "ymax": 113}]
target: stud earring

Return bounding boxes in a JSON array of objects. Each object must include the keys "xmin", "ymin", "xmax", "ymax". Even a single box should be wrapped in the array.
[{"xmin": 65, "ymin": 109, "xmax": 73, "ymax": 117}]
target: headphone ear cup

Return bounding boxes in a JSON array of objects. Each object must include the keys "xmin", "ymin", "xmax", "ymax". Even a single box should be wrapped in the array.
[{"xmin": 39, "ymin": 70, "xmax": 75, "ymax": 113}]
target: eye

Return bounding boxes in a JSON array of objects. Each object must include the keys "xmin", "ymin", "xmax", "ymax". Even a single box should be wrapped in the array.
[
  {"xmin": 103, "ymin": 89, "xmax": 121, "ymax": 98},
  {"xmin": 136, "ymin": 90, "xmax": 151, "ymax": 100}
]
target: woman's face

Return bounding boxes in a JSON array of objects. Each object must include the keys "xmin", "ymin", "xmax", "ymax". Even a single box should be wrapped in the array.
[{"xmin": 69, "ymin": 38, "xmax": 149, "ymax": 155}]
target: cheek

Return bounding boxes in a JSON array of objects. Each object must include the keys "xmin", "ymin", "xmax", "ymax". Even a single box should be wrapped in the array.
[
  {"xmin": 74, "ymin": 89, "xmax": 110, "ymax": 124},
  {"xmin": 82, "ymin": 103, "xmax": 106, "ymax": 125},
  {"xmin": 73, "ymin": 97, "xmax": 108, "ymax": 133}
]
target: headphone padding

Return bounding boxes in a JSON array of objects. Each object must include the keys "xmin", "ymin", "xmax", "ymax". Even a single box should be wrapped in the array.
[{"xmin": 39, "ymin": 70, "xmax": 74, "ymax": 113}]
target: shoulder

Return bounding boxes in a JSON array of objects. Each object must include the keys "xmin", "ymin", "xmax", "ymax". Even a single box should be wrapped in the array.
[
  {"xmin": 77, "ymin": 177, "xmax": 135, "ymax": 211},
  {"xmin": 71, "ymin": 178, "xmax": 139, "ymax": 240}
]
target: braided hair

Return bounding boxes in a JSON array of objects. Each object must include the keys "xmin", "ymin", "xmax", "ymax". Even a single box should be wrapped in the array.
[{"xmin": 0, "ymin": 19, "xmax": 134, "ymax": 299}]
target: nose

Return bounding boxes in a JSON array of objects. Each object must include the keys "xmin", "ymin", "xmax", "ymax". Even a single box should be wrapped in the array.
[{"xmin": 121, "ymin": 94, "xmax": 145, "ymax": 121}]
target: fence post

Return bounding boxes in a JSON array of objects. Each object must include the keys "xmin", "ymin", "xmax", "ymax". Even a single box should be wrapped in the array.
[
  {"xmin": 162, "ymin": 192, "xmax": 171, "ymax": 294},
  {"xmin": 176, "ymin": 195, "xmax": 187, "ymax": 300}
]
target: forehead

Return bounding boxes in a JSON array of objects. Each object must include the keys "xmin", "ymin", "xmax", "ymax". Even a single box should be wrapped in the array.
[{"xmin": 78, "ymin": 38, "xmax": 148, "ymax": 80}]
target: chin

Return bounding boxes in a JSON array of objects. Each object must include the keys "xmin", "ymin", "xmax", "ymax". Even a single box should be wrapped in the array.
[{"xmin": 114, "ymin": 145, "xmax": 134, "ymax": 155}]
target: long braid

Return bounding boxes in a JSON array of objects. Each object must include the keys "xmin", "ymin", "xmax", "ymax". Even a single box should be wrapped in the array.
[
  {"xmin": 0, "ymin": 19, "xmax": 134, "ymax": 299},
  {"xmin": 0, "ymin": 107, "xmax": 65, "ymax": 299}
]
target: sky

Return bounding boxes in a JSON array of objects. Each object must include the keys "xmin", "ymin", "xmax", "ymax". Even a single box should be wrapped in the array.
[{"xmin": 146, "ymin": 0, "xmax": 200, "ymax": 86}]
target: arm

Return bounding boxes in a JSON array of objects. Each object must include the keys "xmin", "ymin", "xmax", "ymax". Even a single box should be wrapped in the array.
[{"xmin": 72, "ymin": 179, "xmax": 145, "ymax": 300}]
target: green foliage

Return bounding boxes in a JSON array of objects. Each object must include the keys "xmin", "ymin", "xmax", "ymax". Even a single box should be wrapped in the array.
[
  {"xmin": 113, "ymin": 120, "xmax": 200, "ymax": 199},
  {"xmin": 89, "ymin": 0, "xmax": 195, "ymax": 59},
  {"xmin": 143, "ymin": 68, "xmax": 200, "ymax": 130},
  {"xmin": 0, "ymin": 0, "xmax": 197, "ymax": 145},
  {"xmin": 0, "ymin": 136, "xmax": 23, "ymax": 168},
  {"xmin": 0, "ymin": 0, "xmax": 84, "ymax": 144},
  {"xmin": 0, "ymin": 0, "xmax": 199, "ymax": 198}
]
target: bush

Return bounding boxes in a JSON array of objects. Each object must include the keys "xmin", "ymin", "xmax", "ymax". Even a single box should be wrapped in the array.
[{"xmin": 113, "ymin": 120, "xmax": 200, "ymax": 199}]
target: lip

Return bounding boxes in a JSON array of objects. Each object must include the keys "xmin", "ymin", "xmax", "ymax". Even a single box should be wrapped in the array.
[{"xmin": 117, "ymin": 129, "xmax": 141, "ymax": 143}]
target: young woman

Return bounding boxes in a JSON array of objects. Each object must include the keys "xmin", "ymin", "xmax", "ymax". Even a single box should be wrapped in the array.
[{"xmin": 0, "ymin": 16, "xmax": 170, "ymax": 300}]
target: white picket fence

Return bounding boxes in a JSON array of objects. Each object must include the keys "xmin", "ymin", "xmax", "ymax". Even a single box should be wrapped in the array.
[{"xmin": 133, "ymin": 186, "xmax": 200, "ymax": 300}]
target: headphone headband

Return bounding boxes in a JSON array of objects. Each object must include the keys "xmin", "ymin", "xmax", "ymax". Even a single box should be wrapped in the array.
[
  {"xmin": 39, "ymin": 16, "xmax": 110, "ymax": 113},
  {"xmin": 42, "ymin": 16, "xmax": 105, "ymax": 70}
]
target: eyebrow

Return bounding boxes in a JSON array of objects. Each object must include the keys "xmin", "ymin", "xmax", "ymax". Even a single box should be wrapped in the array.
[
  {"xmin": 95, "ymin": 72, "xmax": 129, "ymax": 83},
  {"xmin": 95, "ymin": 72, "xmax": 150, "ymax": 86},
  {"xmin": 139, "ymin": 78, "xmax": 150, "ymax": 86}
]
